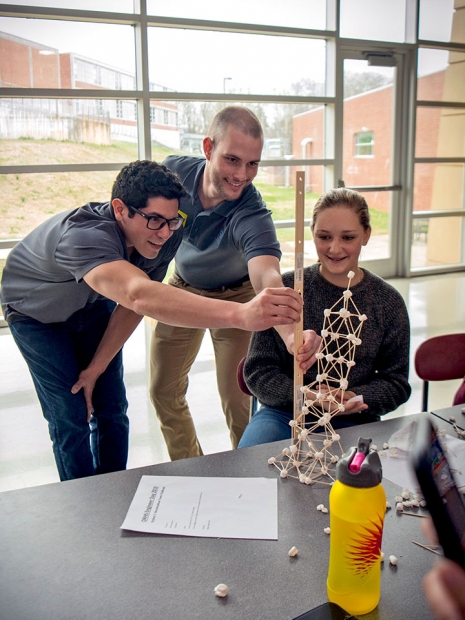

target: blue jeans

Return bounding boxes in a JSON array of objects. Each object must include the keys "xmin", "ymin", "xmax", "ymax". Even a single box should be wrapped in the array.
[
  {"xmin": 238, "ymin": 405, "xmax": 376, "ymax": 448},
  {"xmin": 238, "ymin": 406, "xmax": 293, "ymax": 447},
  {"xmin": 9, "ymin": 300, "xmax": 129, "ymax": 481}
]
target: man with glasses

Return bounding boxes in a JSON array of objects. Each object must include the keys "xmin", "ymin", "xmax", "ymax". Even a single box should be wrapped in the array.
[
  {"xmin": 1, "ymin": 160, "xmax": 304, "ymax": 481},
  {"xmin": 150, "ymin": 106, "xmax": 319, "ymax": 461}
]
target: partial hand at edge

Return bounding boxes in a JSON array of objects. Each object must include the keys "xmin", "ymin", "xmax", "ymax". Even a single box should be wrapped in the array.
[
  {"xmin": 423, "ymin": 560, "xmax": 465, "ymax": 620},
  {"xmin": 422, "ymin": 516, "xmax": 465, "ymax": 620},
  {"xmin": 235, "ymin": 287, "xmax": 303, "ymax": 332}
]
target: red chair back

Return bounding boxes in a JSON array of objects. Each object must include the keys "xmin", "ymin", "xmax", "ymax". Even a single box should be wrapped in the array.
[
  {"xmin": 414, "ymin": 333, "xmax": 465, "ymax": 411},
  {"xmin": 414, "ymin": 333, "xmax": 465, "ymax": 382},
  {"xmin": 237, "ymin": 356, "xmax": 252, "ymax": 397},
  {"xmin": 453, "ymin": 377, "xmax": 465, "ymax": 406}
]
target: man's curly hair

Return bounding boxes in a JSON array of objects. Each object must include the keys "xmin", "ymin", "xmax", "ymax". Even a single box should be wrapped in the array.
[{"xmin": 111, "ymin": 160, "xmax": 187, "ymax": 213}]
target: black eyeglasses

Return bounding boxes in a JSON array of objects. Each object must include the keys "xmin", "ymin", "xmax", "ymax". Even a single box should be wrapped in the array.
[{"xmin": 127, "ymin": 205, "xmax": 185, "ymax": 231}]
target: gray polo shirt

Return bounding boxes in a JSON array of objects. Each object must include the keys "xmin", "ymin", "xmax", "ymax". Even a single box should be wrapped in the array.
[
  {"xmin": 163, "ymin": 155, "xmax": 281, "ymax": 290},
  {"xmin": 1, "ymin": 202, "xmax": 182, "ymax": 324}
]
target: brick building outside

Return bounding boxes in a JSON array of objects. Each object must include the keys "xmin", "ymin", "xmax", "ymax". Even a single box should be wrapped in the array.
[
  {"xmin": 0, "ymin": 31, "xmax": 180, "ymax": 148},
  {"xmin": 292, "ymin": 70, "xmax": 445, "ymax": 213}
]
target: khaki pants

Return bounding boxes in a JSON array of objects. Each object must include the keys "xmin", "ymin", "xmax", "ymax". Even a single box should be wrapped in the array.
[{"xmin": 150, "ymin": 274, "xmax": 254, "ymax": 461}]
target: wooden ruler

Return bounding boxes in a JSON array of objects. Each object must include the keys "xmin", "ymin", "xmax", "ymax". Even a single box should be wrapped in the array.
[{"xmin": 293, "ymin": 171, "xmax": 305, "ymax": 440}]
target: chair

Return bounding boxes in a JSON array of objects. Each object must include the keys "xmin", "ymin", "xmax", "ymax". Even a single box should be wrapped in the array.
[
  {"xmin": 414, "ymin": 333, "xmax": 465, "ymax": 411},
  {"xmin": 237, "ymin": 356, "xmax": 258, "ymax": 419}
]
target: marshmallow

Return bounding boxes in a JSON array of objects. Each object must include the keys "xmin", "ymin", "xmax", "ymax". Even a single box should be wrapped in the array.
[{"xmin": 214, "ymin": 584, "xmax": 229, "ymax": 598}]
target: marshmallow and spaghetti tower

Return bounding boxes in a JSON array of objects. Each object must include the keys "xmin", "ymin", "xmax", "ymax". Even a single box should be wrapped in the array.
[{"xmin": 268, "ymin": 270, "xmax": 367, "ymax": 485}]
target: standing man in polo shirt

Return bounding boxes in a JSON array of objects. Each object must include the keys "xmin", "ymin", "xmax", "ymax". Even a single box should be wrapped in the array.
[{"xmin": 150, "ymin": 106, "xmax": 319, "ymax": 461}]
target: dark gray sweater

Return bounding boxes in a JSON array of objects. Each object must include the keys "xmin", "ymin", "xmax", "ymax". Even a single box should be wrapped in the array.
[{"xmin": 244, "ymin": 265, "xmax": 411, "ymax": 420}]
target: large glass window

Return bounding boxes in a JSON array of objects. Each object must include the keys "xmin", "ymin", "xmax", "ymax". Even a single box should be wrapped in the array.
[
  {"xmin": 1, "ymin": 0, "xmax": 465, "ymax": 282},
  {"xmin": 413, "ymin": 33, "xmax": 465, "ymax": 272},
  {"xmin": 411, "ymin": 216, "xmax": 465, "ymax": 269},
  {"xmin": 419, "ymin": 0, "xmax": 461, "ymax": 44},
  {"xmin": 0, "ymin": 97, "xmax": 143, "ymax": 161},
  {"xmin": 0, "ymin": 18, "xmax": 136, "ymax": 87},
  {"xmin": 343, "ymin": 60, "xmax": 395, "ymax": 189},
  {"xmin": 417, "ymin": 49, "xmax": 465, "ymax": 103},
  {"xmin": 147, "ymin": 0, "xmax": 328, "ymax": 30},
  {"xmin": 413, "ymin": 163, "xmax": 465, "ymax": 213},
  {"xmin": 340, "ymin": 0, "xmax": 408, "ymax": 42},
  {"xmin": 147, "ymin": 28, "xmax": 327, "ymax": 95},
  {"xmin": 416, "ymin": 107, "xmax": 465, "ymax": 158}
]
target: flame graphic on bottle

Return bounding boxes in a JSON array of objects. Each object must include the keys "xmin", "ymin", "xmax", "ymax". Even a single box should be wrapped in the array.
[{"xmin": 345, "ymin": 516, "xmax": 383, "ymax": 576}]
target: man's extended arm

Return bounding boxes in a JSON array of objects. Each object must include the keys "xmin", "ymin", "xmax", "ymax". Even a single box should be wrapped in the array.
[
  {"xmin": 72, "ymin": 258, "xmax": 303, "ymax": 413},
  {"xmin": 247, "ymin": 255, "xmax": 320, "ymax": 370},
  {"xmin": 83, "ymin": 259, "xmax": 303, "ymax": 331}
]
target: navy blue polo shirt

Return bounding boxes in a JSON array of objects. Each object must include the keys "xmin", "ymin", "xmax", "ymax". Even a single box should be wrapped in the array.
[{"xmin": 163, "ymin": 155, "xmax": 281, "ymax": 290}]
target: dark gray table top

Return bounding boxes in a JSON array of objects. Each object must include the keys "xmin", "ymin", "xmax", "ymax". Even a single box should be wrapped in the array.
[
  {"xmin": 430, "ymin": 403, "xmax": 465, "ymax": 430},
  {"xmin": 0, "ymin": 413, "xmax": 457, "ymax": 620}
]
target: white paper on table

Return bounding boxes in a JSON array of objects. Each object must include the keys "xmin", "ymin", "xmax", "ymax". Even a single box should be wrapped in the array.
[
  {"xmin": 379, "ymin": 449, "xmax": 419, "ymax": 491},
  {"xmin": 380, "ymin": 422, "xmax": 465, "ymax": 491},
  {"xmin": 121, "ymin": 475, "xmax": 278, "ymax": 539},
  {"xmin": 439, "ymin": 434, "xmax": 465, "ymax": 488}
]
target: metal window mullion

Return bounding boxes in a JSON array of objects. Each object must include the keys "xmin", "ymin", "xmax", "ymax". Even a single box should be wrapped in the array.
[
  {"xmin": 346, "ymin": 185, "xmax": 402, "ymax": 192},
  {"xmin": 146, "ymin": 16, "xmax": 333, "ymax": 39},
  {"xmin": 391, "ymin": 48, "xmax": 410, "ymax": 277},
  {"xmin": 0, "ymin": 88, "xmax": 142, "ymax": 99},
  {"xmin": 0, "ymin": 163, "xmax": 126, "ymax": 175},
  {"xmin": 418, "ymin": 40, "xmax": 465, "ymax": 53},
  {"xmin": 0, "ymin": 4, "xmax": 138, "ymax": 25},
  {"xmin": 400, "ymin": 46, "xmax": 418, "ymax": 278},
  {"xmin": 274, "ymin": 219, "xmax": 312, "ymax": 229},
  {"xmin": 415, "ymin": 157, "xmax": 465, "ymax": 164},
  {"xmin": 412, "ymin": 210, "xmax": 465, "ymax": 219},
  {"xmin": 332, "ymin": 43, "xmax": 343, "ymax": 190},
  {"xmin": 324, "ymin": 19, "xmax": 337, "ymax": 190},
  {"xmin": 149, "ymin": 92, "xmax": 334, "ymax": 104},
  {"xmin": 417, "ymin": 101, "xmax": 465, "ymax": 109},
  {"xmin": 404, "ymin": 0, "xmax": 417, "ymax": 44},
  {"xmin": 134, "ymin": 0, "xmax": 151, "ymax": 160},
  {"xmin": 259, "ymin": 159, "xmax": 334, "ymax": 167},
  {"xmin": 0, "ymin": 88, "xmax": 334, "ymax": 105}
]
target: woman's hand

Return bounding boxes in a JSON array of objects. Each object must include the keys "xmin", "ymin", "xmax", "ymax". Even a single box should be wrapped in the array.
[
  {"xmin": 304, "ymin": 385, "xmax": 368, "ymax": 414},
  {"xmin": 284, "ymin": 330, "xmax": 322, "ymax": 371}
]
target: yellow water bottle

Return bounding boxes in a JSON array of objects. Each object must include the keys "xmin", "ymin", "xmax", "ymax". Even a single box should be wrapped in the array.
[{"xmin": 327, "ymin": 437, "xmax": 386, "ymax": 616}]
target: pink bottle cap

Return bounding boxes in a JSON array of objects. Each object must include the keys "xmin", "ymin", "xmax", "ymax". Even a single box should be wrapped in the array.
[{"xmin": 349, "ymin": 451, "xmax": 366, "ymax": 473}]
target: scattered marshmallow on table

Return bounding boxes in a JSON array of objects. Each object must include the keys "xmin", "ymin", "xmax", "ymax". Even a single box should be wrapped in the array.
[{"xmin": 214, "ymin": 584, "xmax": 229, "ymax": 598}]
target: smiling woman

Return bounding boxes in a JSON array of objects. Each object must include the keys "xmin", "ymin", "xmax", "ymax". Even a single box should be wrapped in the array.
[
  {"xmin": 238, "ymin": 187, "xmax": 412, "ymax": 448},
  {"xmin": 312, "ymin": 189, "xmax": 371, "ymax": 288}
]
